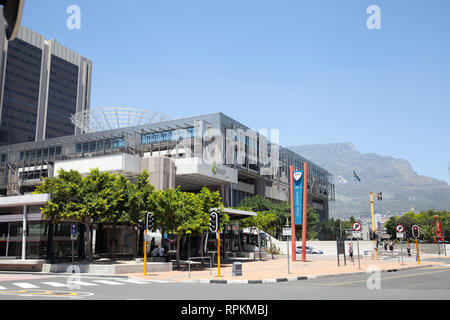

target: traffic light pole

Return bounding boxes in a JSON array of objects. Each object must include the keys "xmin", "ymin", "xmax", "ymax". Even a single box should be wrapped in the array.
[
  {"xmin": 144, "ymin": 212, "xmax": 153, "ymax": 276},
  {"xmin": 416, "ymin": 238, "xmax": 420, "ymax": 264},
  {"xmin": 217, "ymin": 230, "xmax": 221, "ymax": 277},
  {"xmin": 144, "ymin": 229, "xmax": 147, "ymax": 275},
  {"xmin": 370, "ymin": 192, "xmax": 377, "ymax": 260}
]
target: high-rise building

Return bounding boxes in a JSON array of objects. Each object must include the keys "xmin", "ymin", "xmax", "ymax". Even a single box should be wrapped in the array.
[{"xmin": 0, "ymin": 18, "xmax": 92, "ymax": 145}]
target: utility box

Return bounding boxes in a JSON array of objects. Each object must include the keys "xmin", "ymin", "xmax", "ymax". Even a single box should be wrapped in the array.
[{"xmin": 232, "ymin": 261, "xmax": 242, "ymax": 276}]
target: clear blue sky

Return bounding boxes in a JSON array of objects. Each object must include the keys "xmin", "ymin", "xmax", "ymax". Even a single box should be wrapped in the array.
[{"xmin": 22, "ymin": 0, "xmax": 450, "ymax": 183}]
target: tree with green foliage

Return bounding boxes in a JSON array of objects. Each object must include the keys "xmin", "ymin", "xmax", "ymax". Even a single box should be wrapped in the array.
[
  {"xmin": 384, "ymin": 209, "xmax": 450, "ymax": 242},
  {"xmin": 196, "ymin": 187, "xmax": 224, "ymax": 257},
  {"xmin": 237, "ymin": 196, "xmax": 290, "ymax": 239},
  {"xmin": 238, "ymin": 210, "xmax": 277, "ymax": 260},
  {"xmin": 34, "ymin": 168, "xmax": 123, "ymax": 261},
  {"xmin": 149, "ymin": 187, "xmax": 228, "ymax": 266}
]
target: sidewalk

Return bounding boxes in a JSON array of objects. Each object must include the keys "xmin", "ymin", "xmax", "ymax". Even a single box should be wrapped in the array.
[{"xmin": 124, "ymin": 254, "xmax": 444, "ymax": 283}]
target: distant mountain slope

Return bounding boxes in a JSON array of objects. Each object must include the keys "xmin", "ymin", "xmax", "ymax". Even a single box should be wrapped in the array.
[{"xmin": 289, "ymin": 143, "xmax": 450, "ymax": 218}]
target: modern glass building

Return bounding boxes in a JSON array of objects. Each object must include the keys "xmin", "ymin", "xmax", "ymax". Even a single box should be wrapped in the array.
[
  {"xmin": 0, "ymin": 21, "xmax": 92, "ymax": 146},
  {"xmin": 0, "ymin": 112, "xmax": 335, "ymax": 259}
]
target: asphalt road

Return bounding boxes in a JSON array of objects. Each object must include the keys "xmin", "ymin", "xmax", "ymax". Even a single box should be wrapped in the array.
[{"xmin": 0, "ymin": 264, "xmax": 449, "ymax": 300}]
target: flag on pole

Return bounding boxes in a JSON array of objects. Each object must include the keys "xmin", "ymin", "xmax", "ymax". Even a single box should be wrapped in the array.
[
  {"xmin": 353, "ymin": 170, "xmax": 361, "ymax": 182},
  {"xmin": 338, "ymin": 176, "xmax": 348, "ymax": 184}
]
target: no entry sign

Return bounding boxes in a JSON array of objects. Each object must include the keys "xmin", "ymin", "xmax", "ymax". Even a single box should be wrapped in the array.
[{"xmin": 352, "ymin": 222, "xmax": 362, "ymax": 232}]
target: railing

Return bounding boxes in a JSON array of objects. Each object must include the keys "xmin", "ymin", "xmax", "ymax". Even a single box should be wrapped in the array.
[{"xmin": 187, "ymin": 256, "xmax": 213, "ymax": 278}]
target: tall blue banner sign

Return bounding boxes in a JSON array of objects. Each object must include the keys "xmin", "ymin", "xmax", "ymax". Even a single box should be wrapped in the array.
[{"xmin": 293, "ymin": 170, "xmax": 304, "ymax": 225}]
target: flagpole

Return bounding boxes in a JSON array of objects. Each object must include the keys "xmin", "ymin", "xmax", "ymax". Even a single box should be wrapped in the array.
[
  {"xmin": 290, "ymin": 166, "xmax": 296, "ymax": 262},
  {"xmin": 301, "ymin": 163, "xmax": 308, "ymax": 262}
]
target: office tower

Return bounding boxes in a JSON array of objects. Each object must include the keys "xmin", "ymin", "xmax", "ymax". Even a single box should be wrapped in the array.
[{"xmin": 0, "ymin": 17, "xmax": 92, "ymax": 145}]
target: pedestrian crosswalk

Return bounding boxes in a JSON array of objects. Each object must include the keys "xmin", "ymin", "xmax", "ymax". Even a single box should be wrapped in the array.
[{"xmin": 0, "ymin": 278, "xmax": 149, "ymax": 291}]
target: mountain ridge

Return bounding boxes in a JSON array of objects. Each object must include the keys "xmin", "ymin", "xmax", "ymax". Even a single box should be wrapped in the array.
[{"xmin": 288, "ymin": 143, "xmax": 450, "ymax": 218}]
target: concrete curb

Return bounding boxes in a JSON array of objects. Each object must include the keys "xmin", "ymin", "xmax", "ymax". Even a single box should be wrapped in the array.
[
  {"xmin": 136, "ymin": 263, "xmax": 437, "ymax": 285},
  {"xmin": 0, "ymin": 270, "xmax": 131, "ymax": 279}
]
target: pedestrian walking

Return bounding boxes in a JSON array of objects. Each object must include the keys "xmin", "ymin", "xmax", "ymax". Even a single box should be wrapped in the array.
[
  {"xmin": 384, "ymin": 240, "xmax": 388, "ymax": 251},
  {"xmin": 407, "ymin": 243, "xmax": 411, "ymax": 257},
  {"xmin": 349, "ymin": 243, "xmax": 354, "ymax": 263},
  {"xmin": 389, "ymin": 241, "xmax": 394, "ymax": 252}
]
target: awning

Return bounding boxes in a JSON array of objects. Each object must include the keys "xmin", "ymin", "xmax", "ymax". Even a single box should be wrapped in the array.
[{"xmin": 212, "ymin": 207, "xmax": 256, "ymax": 220}]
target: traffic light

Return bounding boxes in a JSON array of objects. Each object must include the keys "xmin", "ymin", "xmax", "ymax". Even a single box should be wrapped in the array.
[
  {"xmin": 147, "ymin": 213, "xmax": 155, "ymax": 232},
  {"xmin": 412, "ymin": 225, "xmax": 420, "ymax": 239},
  {"xmin": 210, "ymin": 212, "xmax": 218, "ymax": 232},
  {"xmin": 376, "ymin": 192, "xmax": 382, "ymax": 200}
]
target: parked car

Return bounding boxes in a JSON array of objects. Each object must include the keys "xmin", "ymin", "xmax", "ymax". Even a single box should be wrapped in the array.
[{"xmin": 296, "ymin": 246, "xmax": 323, "ymax": 254}]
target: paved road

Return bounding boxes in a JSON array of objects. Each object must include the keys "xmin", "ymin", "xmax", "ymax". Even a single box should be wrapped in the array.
[{"xmin": 0, "ymin": 264, "xmax": 449, "ymax": 300}]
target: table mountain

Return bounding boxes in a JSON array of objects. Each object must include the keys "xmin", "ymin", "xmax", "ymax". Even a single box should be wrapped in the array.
[{"xmin": 289, "ymin": 143, "xmax": 450, "ymax": 218}]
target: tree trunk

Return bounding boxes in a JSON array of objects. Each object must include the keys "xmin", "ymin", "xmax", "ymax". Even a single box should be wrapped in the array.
[
  {"xmin": 199, "ymin": 234, "xmax": 205, "ymax": 258},
  {"xmin": 112, "ymin": 223, "xmax": 117, "ymax": 260},
  {"xmin": 269, "ymin": 234, "xmax": 274, "ymax": 259},
  {"xmin": 176, "ymin": 233, "xmax": 181, "ymax": 268},
  {"xmin": 187, "ymin": 235, "xmax": 191, "ymax": 259},
  {"xmin": 258, "ymin": 232, "xmax": 262, "ymax": 260},
  {"xmin": 84, "ymin": 217, "xmax": 92, "ymax": 262}
]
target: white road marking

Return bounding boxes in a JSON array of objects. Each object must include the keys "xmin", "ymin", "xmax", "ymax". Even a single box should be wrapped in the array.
[
  {"xmin": 70, "ymin": 280, "xmax": 98, "ymax": 286},
  {"xmin": 118, "ymin": 279, "xmax": 148, "ymax": 284},
  {"xmin": 41, "ymin": 282, "xmax": 69, "ymax": 288},
  {"xmin": 12, "ymin": 283, "xmax": 39, "ymax": 289},
  {"xmin": 0, "ymin": 286, "xmax": 6, "ymax": 290},
  {"xmin": 92, "ymin": 280, "xmax": 125, "ymax": 285}
]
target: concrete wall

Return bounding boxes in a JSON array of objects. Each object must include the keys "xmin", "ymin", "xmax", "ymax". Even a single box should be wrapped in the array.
[
  {"xmin": 41, "ymin": 262, "xmax": 172, "ymax": 274},
  {"xmin": 269, "ymin": 239, "xmax": 450, "ymax": 256},
  {"xmin": 54, "ymin": 153, "xmax": 141, "ymax": 176},
  {"xmin": 270, "ymin": 239, "xmax": 377, "ymax": 256},
  {"xmin": 141, "ymin": 156, "xmax": 176, "ymax": 190}
]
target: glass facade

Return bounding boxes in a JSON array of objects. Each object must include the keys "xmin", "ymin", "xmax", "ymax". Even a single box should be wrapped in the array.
[
  {"xmin": 0, "ymin": 38, "xmax": 42, "ymax": 145},
  {"xmin": 0, "ymin": 220, "xmax": 81, "ymax": 260},
  {"xmin": 45, "ymin": 55, "xmax": 79, "ymax": 139}
]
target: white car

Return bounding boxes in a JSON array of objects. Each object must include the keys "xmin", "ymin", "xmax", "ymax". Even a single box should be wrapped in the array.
[{"xmin": 296, "ymin": 246, "xmax": 323, "ymax": 254}]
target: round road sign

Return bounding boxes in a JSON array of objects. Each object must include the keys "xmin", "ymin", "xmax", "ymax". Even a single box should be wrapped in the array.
[
  {"xmin": 396, "ymin": 225, "xmax": 404, "ymax": 233},
  {"xmin": 352, "ymin": 222, "xmax": 362, "ymax": 231}
]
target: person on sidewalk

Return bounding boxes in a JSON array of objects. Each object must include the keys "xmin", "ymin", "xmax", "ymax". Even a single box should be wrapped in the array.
[
  {"xmin": 151, "ymin": 245, "xmax": 160, "ymax": 257},
  {"xmin": 389, "ymin": 241, "xmax": 394, "ymax": 252},
  {"xmin": 349, "ymin": 243, "xmax": 354, "ymax": 263},
  {"xmin": 407, "ymin": 243, "xmax": 411, "ymax": 257},
  {"xmin": 150, "ymin": 237, "xmax": 156, "ymax": 253}
]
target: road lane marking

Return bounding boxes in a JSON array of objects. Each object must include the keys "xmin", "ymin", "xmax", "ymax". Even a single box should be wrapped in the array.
[
  {"xmin": 93, "ymin": 280, "xmax": 125, "ymax": 285},
  {"xmin": 12, "ymin": 283, "xmax": 39, "ymax": 289},
  {"xmin": 0, "ymin": 289, "xmax": 94, "ymax": 298},
  {"xmin": 41, "ymin": 282, "xmax": 69, "ymax": 288},
  {"xmin": 119, "ymin": 279, "xmax": 148, "ymax": 284},
  {"xmin": 323, "ymin": 269, "xmax": 450, "ymax": 286},
  {"xmin": 70, "ymin": 280, "xmax": 98, "ymax": 286}
]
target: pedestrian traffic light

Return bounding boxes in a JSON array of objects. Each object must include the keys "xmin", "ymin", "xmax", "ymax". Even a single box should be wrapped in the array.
[
  {"xmin": 376, "ymin": 192, "xmax": 382, "ymax": 200},
  {"xmin": 412, "ymin": 225, "xmax": 420, "ymax": 239},
  {"xmin": 147, "ymin": 213, "xmax": 154, "ymax": 232},
  {"xmin": 210, "ymin": 212, "xmax": 218, "ymax": 232}
]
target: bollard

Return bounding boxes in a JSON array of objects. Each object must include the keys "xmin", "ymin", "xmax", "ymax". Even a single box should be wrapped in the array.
[{"xmin": 232, "ymin": 261, "xmax": 242, "ymax": 276}]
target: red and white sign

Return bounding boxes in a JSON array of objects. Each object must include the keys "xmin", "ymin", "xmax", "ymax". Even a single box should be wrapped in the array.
[
  {"xmin": 396, "ymin": 225, "xmax": 404, "ymax": 233},
  {"xmin": 352, "ymin": 222, "xmax": 362, "ymax": 232}
]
